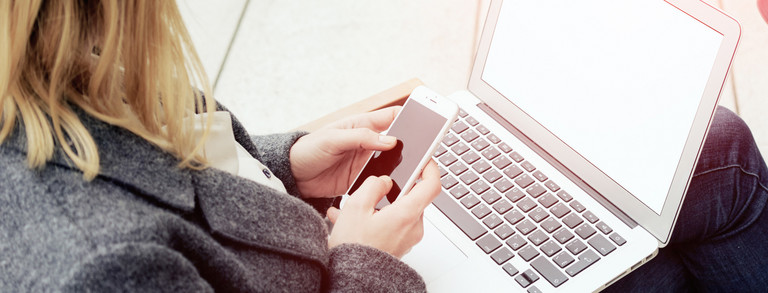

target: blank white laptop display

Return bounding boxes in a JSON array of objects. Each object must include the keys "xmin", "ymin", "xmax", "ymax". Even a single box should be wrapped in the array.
[{"xmin": 398, "ymin": 0, "xmax": 740, "ymax": 292}]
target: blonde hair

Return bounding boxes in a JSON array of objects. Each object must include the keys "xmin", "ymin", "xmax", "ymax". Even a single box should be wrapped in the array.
[{"xmin": 0, "ymin": 0, "xmax": 214, "ymax": 180}]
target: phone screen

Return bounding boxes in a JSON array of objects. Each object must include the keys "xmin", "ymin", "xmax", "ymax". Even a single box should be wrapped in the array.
[{"xmin": 347, "ymin": 100, "xmax": 448, "ymax": 208}]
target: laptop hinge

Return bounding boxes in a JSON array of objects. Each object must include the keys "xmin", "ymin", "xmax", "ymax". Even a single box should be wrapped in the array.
[{"xmin": 477, "ymin": 103, "xmax": 638, "ymax": 228}]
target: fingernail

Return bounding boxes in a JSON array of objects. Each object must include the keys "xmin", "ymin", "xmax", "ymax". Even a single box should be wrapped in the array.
[
  {"xmin": 379, "ymin": 135, "xmax": 397, "ymax": 145},
  {"xmin": 379, "ymin": 175, "xmax": 393, "ymax": 186}
]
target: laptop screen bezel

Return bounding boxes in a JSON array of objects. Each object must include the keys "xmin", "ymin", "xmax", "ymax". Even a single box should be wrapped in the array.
[{"xmin": 468, "ymin": 0, "xmax": 740, "ymax": 245}]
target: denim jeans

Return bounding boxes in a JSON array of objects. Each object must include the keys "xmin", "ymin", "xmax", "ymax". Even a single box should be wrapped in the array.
[{"xmin": 605, "ymin": 106, "xmax": 768, "ymax": 292}]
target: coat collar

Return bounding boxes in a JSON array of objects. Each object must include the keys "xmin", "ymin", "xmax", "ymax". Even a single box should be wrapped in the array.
[{"xmin": 3, "ymin": 106, "xmax": 328, "ymax": 262}]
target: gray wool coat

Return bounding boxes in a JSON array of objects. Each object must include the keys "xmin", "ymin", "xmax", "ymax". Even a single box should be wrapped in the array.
[{"xmin": 0, "ymin": 106, "xmax": 426, "ymax": 292}]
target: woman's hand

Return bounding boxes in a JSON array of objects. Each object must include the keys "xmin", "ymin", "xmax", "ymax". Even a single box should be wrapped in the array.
[
  {"xmin": 289, "ymin": 107, "xmax": 401, "ymax": 198},
  {"xmin": 327, "ymin": 161, "xmax": 441, "ymax": 258}
]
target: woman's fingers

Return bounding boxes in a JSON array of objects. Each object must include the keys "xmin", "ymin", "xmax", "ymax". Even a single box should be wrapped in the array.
[
  {"xmin": 346, "ymin": 175, "xmax": 393, "ymax": 211},
  {"xmin": 327, "ymin": 106, "xmax": 401, "ymax": 133},
  {"xmin": 320, "ymin": 128, "xmax": 398, "ymax": 154},
  {"xmin": 393, "ymin": 160, "xmax": 441, "ymax": 213}
]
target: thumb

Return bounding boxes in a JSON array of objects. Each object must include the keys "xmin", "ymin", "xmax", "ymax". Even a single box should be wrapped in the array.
[
  {"xmin": 327, "ymin": 207, "xmax": 340, "ymax": 224},
  {"xmin": 347, "ymin": 175, "xmax": 394, "ymax": 210}
]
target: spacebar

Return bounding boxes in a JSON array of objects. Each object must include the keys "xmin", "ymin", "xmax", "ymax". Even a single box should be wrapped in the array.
[{"xmin": 432, "ymin": 190, "xmax": 487, "ymax": 240}]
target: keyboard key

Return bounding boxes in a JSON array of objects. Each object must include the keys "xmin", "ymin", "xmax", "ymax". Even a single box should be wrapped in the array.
[
  {"xmin": 526, "ymin": 183, "xmax": 547, "ymax": 198},
  {"xmin": 472, "ymin": 161, "xmax": 492, "ymax": 174},
  {"xmin": 492, "ymin": 199, "xmax": 513, "ymax": 214},
  {"xmin": 504, "ymin": 209, "xmax": 526, "ymax": 225},
  {"xmin": 451, "ymin": 121, "xmax": 469, "ymax": 134},
  {"xmin": 472, "ymin": 204, "xmax": 492, "ymax": 219},
  {"xmin": 550, "ymin": 202, "xmax": 571, "ymax": 218},
  {"xmin": 460, "ymin": 129, "xmax": 480, "ymax": 142},
  {"xmin": 483, "ymin": 169, "xmax": 503, "ymax": 183},
  {"xmin": 439, "ymin": 166, "xmax": 448, "ymax": 178},
  {"xmin": 596, "ymin": 221, "xmax": 613, "ymax": 234},
  {"xmin": 461, "ymin": 151, "xmax": 481, "ymax": 165},
  {"xmin": 459, "ymin": 171, "xmax": 479, "ymax": 185},
  {"xmin": 477, "ymin": 233, "xmax": 502, "ymax": 254},
  {"xmin": 583, "ymin": 211, "xmax": 599, "ymax": 224},
  {"xmin": 481, "ymin": 146, "xmax": 501, "ymax": 160},
  {"xmin": 503, "ymin": 263, "xmax": 519, "ymax": 276},
  {"xmin": 556, "ymin": 190, "xmax": 573, "ymax": 202},
  {"xmin": 540, "ymin": 240, "xmax": 562, "ymax": 257},
  {"xmin": 505, "ymin": 187, "xmax": 526, "ymax": 202},
  {"xmin": 491, "ymin": 247, "xmax": 514, "ymax": 264},
  {"xmin": 516, "ymin": 197, "xmax": 537, "ymax": 213},
  {"xmin": 569, "ymin": 200, "xmax": 586, "ymax": 213},
  {"xmin": 443, "ymin": 133, "xmax": 460, "ymax": 147},
  {"xmin": 609, "ymin": 233, "xmax": 627, "ymax": 246},
  {"xmin": 449, "ymin": 185, "xmax": 469, "ymax": 199},
  {"xmin": 514, "ymin": 174, "xmax": 535, "ymax": 188},
  {"xmin": 515, "ymin": 219, "xmax": 537, "ymax": 235},
  {"xmin": 531, "ymin": 256, "xmax": 568, "ymax": 288},
  {"xmin": 487, "ymin": 133, "xmax": 501, "ymax": 144},
  {"xmin": 492, "ymin": 156, "xmax": 513, "ymax": 169},
  {"xmin": 518, "ymin": 245, "xmax": 540, "ymax": 262},
  {"xmin": 540, "ymin": 217, "xmax": 562, "ymax": 233},
  {"xmin": 435, "ymin": 145, "xmax": 448, "ymax": 157},
  {"xmin": 483, "ymin": 213, "xmax": 503, "ymax": 229},
  {"xmin": 495, "ymin": 223, "xmax": 516, "ymax": 239},
  {"xmin": 553, "ymin": 229, "xmax": 575, "ymax": 244},
  {"xmin": 481, "ymin": 190, "xmax": 502, "ymax": 205},
  {"xmin": 465, "ymin": 116, "xmax": 479, "ymax": 126},
  {"xmin": 544, "ymin": 180, "xmax": 560, "ymax": 192},
  {"xmin": 470, "ymin": 180, "xmax": 491, "ymax": 195},
  {"xmin": 451, "ymin": 142, "xmax": 470, "ymax": 156},
  {"xmin": 471, "ymin": 138, "xmax": 490, "ymax": 151},
  {"xmin": 503, "ymin": 164, "xmax": 524, "ymax": 179},
  {"xmin": 515, "ymin": 274, "xmax": 532, "ymax": 288},
  {"xmin": 565, "ymin": 250, "xmax": 600, "ymax": 277},
  {"xmin": 432, "ymin": 191, "xmax": 486, "ymax": 240},
  {"xmin": 527, "ymin": 230, "xmax": 549, "ymax": 246},
  {"xmin": 494, "ymin": 178, "xmax": 514, "ymax": 193},
  {"xmin": 537, "ymin": 193, "xmax": 558, "ymax": 208},
  {"xmin": 575, "ymin": 223, "xmax": 597, "ymax": 239},
  {"xmin": 438, "ymin": 153, "xmax": 458, "ymax": 166},
  {"xmin": 460, "ymin": 195, "xmax": 481, "ymax": 209},
  {"xmin": 506, "ymin": 234, "xmax": 527, "ymax": 250},
  {"xmin": 588, "ymin": 234, "xmax": 617, "ymax": 256},
  {"xmin": 458, "ymin": 109, "xmax": 468, "ymax": 118},
  {"xmin": 509, "ymin": 151, "xmax": 524, "ymax": 162},
  {"xmin": 532, "ymin": 170, "xmax": 547, "ymax": 182},
  {"xmin": 528, "ymin": 286, "xmax": 543, "ymax": 293},
  {"xmin": 528, "ymin": 207, "xmax": 549, "ymax": 223},
  {"xmin": 498, "ymin": 143, "xmax": 513, "ymax": 153},
  {"xmin": 563, "ymin": 213, "xmax": 584, "ymax": 229},
  {"xmin": 553, "ymin": 251, "xmax": 575, "ymax": 268},
  {"xmin": 441, "ymin": 176, "xmax": 459, "ymax": 189},
  {"xmin": 449, "ymin": 162, "xmax": 468, "ymax": 176},
  {"xmin": 475, "ymin": 124, "xmax": 491, "ymax": 135},
  {"xmin": 522, "ymin": 269, "xmax": 540, "ymax": 287},
  {"xmin": 521, "ymin": 161, "xmax": 536, "ymax": 172},
  {"xmin": 566, "ymin": 239, "xmax": 588, "ymax": 255}
]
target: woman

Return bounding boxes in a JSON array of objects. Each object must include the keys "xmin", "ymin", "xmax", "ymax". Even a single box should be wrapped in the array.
[
  {"xmin": 1, "ymin": 1, "xmax": 437, "ymax": 291},
  {"xmin": 2, "ymin": 1, "xmax": 767, "ymax": 292}
]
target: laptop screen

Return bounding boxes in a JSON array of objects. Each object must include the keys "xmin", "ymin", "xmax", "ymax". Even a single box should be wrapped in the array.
[{"xmin": 481, "ymin": 0, "xmax": 723, "ymax": 214}]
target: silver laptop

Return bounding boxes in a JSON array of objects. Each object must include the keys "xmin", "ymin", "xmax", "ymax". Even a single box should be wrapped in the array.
[{"xmin": 400, "ymin": 0, "xmax": 740, "ymax": 292}]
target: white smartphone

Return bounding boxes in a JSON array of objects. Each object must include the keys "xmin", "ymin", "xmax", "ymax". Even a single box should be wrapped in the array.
[{"xmin": 337, "ymin": 86, "xmax": 459, "ymax": 209}]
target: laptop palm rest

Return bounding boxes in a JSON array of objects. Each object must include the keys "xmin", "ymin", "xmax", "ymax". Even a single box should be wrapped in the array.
[{"xmin": 402, "ymin": 216, "xmax": 468, "ymax": 283}]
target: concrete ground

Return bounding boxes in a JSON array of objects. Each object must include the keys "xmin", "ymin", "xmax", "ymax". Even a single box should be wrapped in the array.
[{"xmin": 179, "ymin": 0, "xmax": 767, "ymax": 155}]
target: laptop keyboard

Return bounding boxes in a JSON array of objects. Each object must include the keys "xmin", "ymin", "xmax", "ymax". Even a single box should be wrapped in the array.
[{"xmin": 432, "ymin": 108, "xmax": 628, "ymax": 291}]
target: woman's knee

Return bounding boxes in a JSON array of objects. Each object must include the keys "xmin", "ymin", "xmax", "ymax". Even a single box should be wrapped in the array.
[{"xmin": 695, "ymin": 106, "xmax": 761, "ymax": 174}]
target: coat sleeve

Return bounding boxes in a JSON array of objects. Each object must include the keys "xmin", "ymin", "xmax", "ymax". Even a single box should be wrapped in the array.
[
  {"xmin": 62, "ymin": 243, "xmax": 213, "ymax": 293},
  {"xmin": 328, "ymin": 243, "xmax": 427, "ymax": 293}
]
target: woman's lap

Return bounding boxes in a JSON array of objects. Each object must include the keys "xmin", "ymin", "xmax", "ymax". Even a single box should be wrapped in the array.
[{"xmin": 606, "ymin": 106, "xmax": 768, "ymax": 292}]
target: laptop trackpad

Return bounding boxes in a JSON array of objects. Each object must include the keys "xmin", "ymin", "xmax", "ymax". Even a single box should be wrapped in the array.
[{"xmin": 401, "ymin": 218, "xmax": 468, "ymax": 283}]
